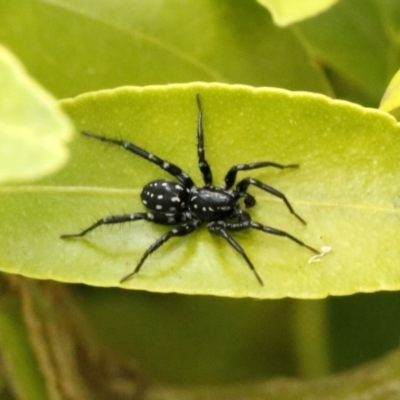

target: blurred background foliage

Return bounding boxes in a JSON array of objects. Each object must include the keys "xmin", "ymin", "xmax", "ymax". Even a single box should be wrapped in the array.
[{"xmin": 1, "ymin": 0, "xmax": 400, "ymax": 390}]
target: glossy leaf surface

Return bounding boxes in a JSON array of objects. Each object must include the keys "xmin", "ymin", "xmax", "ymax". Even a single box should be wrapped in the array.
[{"xmin": 1, "ymin": 83, "xmax": 399, "ymax": 299}]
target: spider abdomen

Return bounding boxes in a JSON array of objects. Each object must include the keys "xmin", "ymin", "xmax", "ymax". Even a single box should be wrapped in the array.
[
  {"xmin": 141, "ymin": 180, "xmax": 188, "ymax": 212},
  {"xmin": 189, "ymin": 187, "xmax": 236, "ymax": 222}
]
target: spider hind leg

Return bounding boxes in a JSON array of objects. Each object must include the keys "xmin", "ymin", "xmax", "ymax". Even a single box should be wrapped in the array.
[{"xmin": 224, "ymin": 219, "xmax": 319, "ymax": 254}]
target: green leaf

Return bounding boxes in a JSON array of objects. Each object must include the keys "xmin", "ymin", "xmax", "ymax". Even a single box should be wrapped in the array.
[
  {"xmin": 256, "ymin": 0, "xmax": 338, "ymax": 26},
  {"xmin": 1, "ymin": 83, "xmax": 400, "ymax": 299},
  {"xmin": 380, "ymin": 68, "xmax": 400, "ymax": 118},
  {"xmin": 294, "ymin": 0, "xmax": 389, "ymax": 104},
  {"xmin": 379, "ymin": 0, "xmax": 400, "ymax": 46},
  {"xmin": 0, "ymin": 0, "xmax": 331, "ymax": 98},
  {"xmin": 0, "ymin": 45, "xmax": 74, "ymax": 184},
  {"xmin": 0, "ymin": 302, "xmax": 47, "ymax": 400}
]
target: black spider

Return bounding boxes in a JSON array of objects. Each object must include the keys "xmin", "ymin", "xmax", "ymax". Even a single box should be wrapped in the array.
[{"xmin": 61, "ymin": 94, "xmax": 318, "ymax": 285}]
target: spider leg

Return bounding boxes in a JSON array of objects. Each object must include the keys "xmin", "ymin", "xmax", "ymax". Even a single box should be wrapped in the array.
[
  {"xmin": 120, "ymin": 221, "xmax": 200, "ymax": 283},
  {"xmin": 236, "ymin": 209, "xmax": 251, "ymax": 222},
  {"xmin": 208, "ymin": 223, "xmax": 264, "ymax": 286},
  {"xmin": 223, "ymin": 219, "xmax": 319, "ymax": 254},
  {"xmin": 226, "ymin": 205, "xmax": 251, "ymax": 222},
  {"xmin": 224, "ymin": 162, "xmax": 298, "ymax": 189},
  {"xmin": 60, "ymin": 212, "xmax": 185, "ymax": 239},
  {"xmin": 236, "ymin": 177, "xmax": 306, "ymax": 225},
  {"xmin": 81, "ymin": 131, "xmax": 195, "ymax": 188},
  {"xmin": 196, "ymin": 94, "xmax": 213, "ymax": 185},
  {"xmin": 236, "ymin": 191, "xmax": 256, "ymax": 208}
]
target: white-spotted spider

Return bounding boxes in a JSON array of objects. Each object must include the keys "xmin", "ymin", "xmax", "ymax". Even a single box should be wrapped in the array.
[{"xmin": 61, "ymin": 94, "xmax": 318, "ymax": 285}]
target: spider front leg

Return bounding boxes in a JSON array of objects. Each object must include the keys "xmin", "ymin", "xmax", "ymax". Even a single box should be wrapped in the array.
[
  {"xmin": 81, "ymin": 131, "xmax": 195, "ymax": 188},
  {"xmin": 60, "ymin": 212, "xmax": 184, "ymax": 239},
  {"xmin": 236, "ymin": 177, "xmax": 306, "ymax": 225},
  {"xmin": 196, "ymin": 94, "xmax": 213, "ymax": 185},
  {"xmin": 224, "ymin": 161, "xmax": 299, "ymax": 189},
  {"xmin": 120, "ymin": 220, "xmax": 200, "ymax": 283}
]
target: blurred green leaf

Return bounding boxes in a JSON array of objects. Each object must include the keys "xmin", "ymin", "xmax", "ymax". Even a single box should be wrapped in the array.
[
  {"xmin": 294, "ymin": 0, "xmax": 390, "ymax": 104},
  {"xmin": 0, "ymin": 0, "xmax": 331, "ymax": 98},
  {"xmin": 379, "ymin": 0, "xmax": 400, "ymax": 46},
  {"xmin": 0, "ymin": 303, "xmax": 47, "ymax": 400},
  {"xmin": 1, "ymin": 83, "xmax": 399, "ymax": 299},
  {"xmin": 380, "ymin": 68, "xmax": 400, "ymax": 118},
  {"xmin": 0, "ymin": 45, "xmax": 74, "ymax": 184},
  {"xmin": 144, "ymin": 349, "xmax": 400, "ymax": 399},
  {"xmin": 256, "ymin": 0, "xmax": 338, "ymax": 26}
]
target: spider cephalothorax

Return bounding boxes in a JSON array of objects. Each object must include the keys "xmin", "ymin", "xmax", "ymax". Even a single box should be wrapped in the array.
[{"xmin": 61, "ymin": 94, "xmax": 317, "ymax": 285}]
